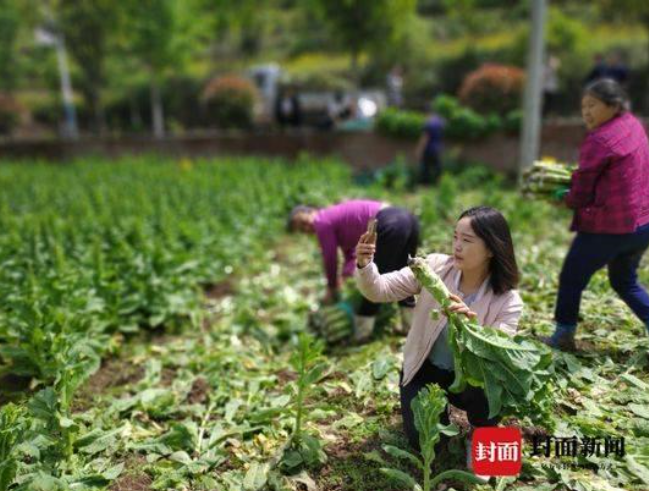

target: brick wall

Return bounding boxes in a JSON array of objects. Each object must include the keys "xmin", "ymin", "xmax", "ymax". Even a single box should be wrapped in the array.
[{"xmin": 0, "ymin": 122, "xmax": 589, "ymax": 174}]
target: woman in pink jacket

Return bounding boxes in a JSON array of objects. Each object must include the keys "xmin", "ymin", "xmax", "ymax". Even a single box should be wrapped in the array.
[
  {"xmin": 354, "ymin": 206, "xmax": 523, "ymax": 476},
  {"xmin": 543, "ymin": 79, "xmax": 649, "ymax": 351}
]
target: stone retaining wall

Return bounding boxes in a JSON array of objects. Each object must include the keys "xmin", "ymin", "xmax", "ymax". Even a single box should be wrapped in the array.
[{"xmin": 0, "ymin": 122, "xmax": 589, "ymax": 174}]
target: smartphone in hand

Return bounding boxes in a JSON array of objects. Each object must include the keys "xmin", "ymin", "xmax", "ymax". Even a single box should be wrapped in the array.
[{"xmin": 366, "ymin": 218, "xmax": 377, "ymax": 244}]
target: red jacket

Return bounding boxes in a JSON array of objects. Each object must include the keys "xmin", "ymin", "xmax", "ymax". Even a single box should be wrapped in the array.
[{"xmin": 566, "ymin": 112, "xmax": 649, "ymax": 234}]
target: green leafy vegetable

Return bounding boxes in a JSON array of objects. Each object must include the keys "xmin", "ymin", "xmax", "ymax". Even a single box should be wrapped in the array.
[
  {"xmin": 381, "ymin": 383, "xmax": 487, "ymax": 491},
  {"xmin": 408, "ymin": 255, "xmax": 554, "ymax": 420}
]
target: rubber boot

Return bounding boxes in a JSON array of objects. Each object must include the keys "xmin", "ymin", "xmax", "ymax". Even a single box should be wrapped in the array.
[
  {"xmin": 540, "ymin": 323, "xmax": 577, "ymax": 352},
  {"xmin": 353, "ymin": 315, "xmax": 376, "ymax": 343},
  {"xmin": 396, "ymin": 306, "xmax": 414, "ymax": 335}
]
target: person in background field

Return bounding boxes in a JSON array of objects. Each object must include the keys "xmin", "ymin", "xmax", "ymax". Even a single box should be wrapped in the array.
[
  {"xmin": 543, "ymin": 55, "xmax": 561, "ymax": 118},
  {"xmin": 542, "ymin": 79, "xmax": 649, "ymax": 351},
  {"xmin": 324, "ymin": 91, "xmax": 353, "ymax": 130},
  {"xmin": 605, "ymin": 52, "xmax": 629, "ymax": 87},
  {"xmin": 288, "ymin": 200, "xmax": 420, "ymax": 341},
  {"xmin": 585, "ymin": 53, "xmax": 608, "ymax": 85},
  {"xmin": 415, "ymin": 109, "xmax": 445, "ymax": 185},
  {"xmin": 386, "ymin": 65, "xmax": 404, "ymax": 108},
  {"xmin": 354, "ymin": 206, "xmax": 523, "ymax": 482},
  {"xmin": 275, "ymin": 85, "xmax": 302, "ymax": 128}
]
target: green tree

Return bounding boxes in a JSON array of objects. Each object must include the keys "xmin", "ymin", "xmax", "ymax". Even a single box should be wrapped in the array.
[
  {"xmin": 200, "ymin": 0, "xmax": 272, "ymax": 62},
  {"xmin": 56, "ymin": 0, "xmax": 123, "ymax": 134},
  {"xmin": 0, "ymin": 0, "xmax": 21, "ymax": 92},
  {"xmin": 442, "ymin": 0, "xmax": 480, "ymax": 37},
  {"xmin": 307, "ymin": 0, "xmax": 417, "ymax": 82},
  {"xmin": 123, "ymin": 0, "xmax": 194, "ymax": 138},
  {"xmin": 597, "ymin": 0, "xmax": 649, "ymax": 62}
]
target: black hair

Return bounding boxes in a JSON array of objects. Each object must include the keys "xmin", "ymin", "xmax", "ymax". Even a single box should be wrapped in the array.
[
  {"xmin": 458, "ymin": 206, "xmax": 520, "ymax": 295},
  {"xmin": 286, "ymin": 205, "xmax": 316, "ymax": 233},
  {"xmin": 583, "ymin": 78, "xmax": 630, "ymax": 112}
]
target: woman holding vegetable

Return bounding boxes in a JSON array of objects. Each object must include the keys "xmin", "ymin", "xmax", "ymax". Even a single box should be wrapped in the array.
[
  {"xmin": 354, "ymin": 206, "xmax": 523, "ymax": 477},
  {"xmin": 543, "ymin": 79, "xmax": 649, "ymax": 351}
]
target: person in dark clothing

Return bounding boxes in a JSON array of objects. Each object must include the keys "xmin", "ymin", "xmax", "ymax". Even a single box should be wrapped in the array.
[
  {"xmin": 584, "ymin": 53, "xmax": 607, "ymax": 85},
  {"xmin": 275, "ymin": 86, "xmax": 302, "ymax": 128},
  {"xmin": 322, "ymin": 91, "xmax": 353, "ymax": 130},
  {"xmin": 355, "ymin": 206, "xmax": 420, "ymax": 321},
  {"xmin": 415, "ymin": 113, "xmax": 445, "ymax": 185},
  {"xmin": 605, "ymin": 52, "xmax": 629, "ymax": 87},
  {"xmin": 543, "ymin": 55, "xmax": 561, "ymax": 117}
]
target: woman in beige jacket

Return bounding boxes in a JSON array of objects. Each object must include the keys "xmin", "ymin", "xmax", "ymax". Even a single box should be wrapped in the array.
[{"xmin": 354, "ymin": 206, "xmax": 523, "ymax": 474}]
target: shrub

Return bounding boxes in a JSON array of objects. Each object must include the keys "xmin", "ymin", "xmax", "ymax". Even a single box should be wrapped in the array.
[
  {"xmin": 503, "ymin": 109, "xmax": 523, "ymax": 134},
  {"xmin": 291, "ymin": 71, "xmax": 352, "ymax": 92},
  {"xmin": 375, "ymin": 108, "xmax": 426, "ymax": 139},
  {"xmin": 458, "ymin": 63, "xmax": 525, "ymax": 115},
  {"xmin": 432, "ymin": 94, "xmax": 499, "ymax": 139},
  {"xmin": 376, "ymin": 95, "xmax": 521, "ymax": 142},
  {"xmin": 202, "ymin": 75, "xmax": 258, "ymax": 129}
]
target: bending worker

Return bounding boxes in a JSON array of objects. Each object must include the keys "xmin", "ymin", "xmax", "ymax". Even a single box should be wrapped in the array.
[{"xmin": 288, "ymin": 199, "xmax": 420, "ymax": 342}]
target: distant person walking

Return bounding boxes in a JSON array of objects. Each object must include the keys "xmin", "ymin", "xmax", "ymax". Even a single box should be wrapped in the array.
[
  {"xmin": 323, "ymin": 91, "xmax": 353, "ymax": 130},
  {"xmin": 606, "ymin": 52, "xmax": 629, "ymax": 87},
  {"xmin": 584, "ymin": 53, "xmax": 608, "ymax": 85},
  {"xmin": 584, "ymin": 52, "xmax": 629, "ymax": 88},
  {"xmin": 275, "ymin": 86, "xmax": 302, "ymax": 128},
  {"xmin": 415, "ymin": 112, "xmax": 445, "ymax": 185},
  {"xmin": 543, "ymin": 55, "xmax": 561, "ymax": 117},
  {"xmin": 387, "ymin": 65, "xmax": 404, "ymax": 108}
]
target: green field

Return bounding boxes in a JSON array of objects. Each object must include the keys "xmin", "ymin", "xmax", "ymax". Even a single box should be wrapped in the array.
[{"xmin": 0, "ymin": 157, "xmax": 648, "ymax": 491}]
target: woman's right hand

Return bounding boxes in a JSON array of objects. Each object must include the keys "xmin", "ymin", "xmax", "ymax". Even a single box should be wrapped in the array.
[
  {"xmin": 356, "ymin": 232, "xmax": 376, "ymax": 268},
  {"xmin": 447, "ymin": 294, "xmax": 477, "ymax": 320}
]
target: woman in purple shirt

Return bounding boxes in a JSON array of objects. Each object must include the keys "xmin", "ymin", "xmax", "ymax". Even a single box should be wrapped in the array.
[
  {"xmin": 288, "ymin": 200, "xmax": 420, "ymax": 341},
  {"xmin": 543, "ymin": 79, "xmax": 649, "ymax": 351}
]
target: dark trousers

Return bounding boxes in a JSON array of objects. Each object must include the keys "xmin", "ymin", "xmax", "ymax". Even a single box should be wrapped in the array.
[
  {"xmin": 400, "ymin": 359, "xmax": 500, "ymax": 450},
  {"xmin": 543, "ymin": 91, "xmax": 558, "ymax": 117},
  {"xmin": 357, "ymin": 207, "xmax": 420, "ymax": 316},
  {"xmin": 420, "ymin": 150, "xmax": 442, "ymax": 185},
  {"xmin": 555, "ymin": 222, "xmax": 649, "ymax": 326}
]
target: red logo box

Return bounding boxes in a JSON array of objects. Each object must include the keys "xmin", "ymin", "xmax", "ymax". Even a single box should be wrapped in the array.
[{"xmin": 472, "ymin": 427, "xmax": 522, "ymax": 476}]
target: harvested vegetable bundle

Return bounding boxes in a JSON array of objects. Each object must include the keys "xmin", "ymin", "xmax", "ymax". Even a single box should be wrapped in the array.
[
  {"xmin": 521, "ymin": 159, "xmax": 575, "ymax": 199},
  {"xmin": 308, "ymin": 302, "xmax": 354, "ymax": 344},
  {"xmin": 408, "ymin": 256, "xmax": 553, "ymax": 419}
]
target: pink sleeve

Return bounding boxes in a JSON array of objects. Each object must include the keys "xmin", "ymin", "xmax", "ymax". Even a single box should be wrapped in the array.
[
  {"xmin": 490, "ymin": 291, "xmax": 524, "ymax": 336},
  {"xmin": 354, "ymin": 263, "xmax": 421, "ymax": 302},
  {"xmin": 316, "ymin": 224, "xmax": 339, "ymax": 289}
]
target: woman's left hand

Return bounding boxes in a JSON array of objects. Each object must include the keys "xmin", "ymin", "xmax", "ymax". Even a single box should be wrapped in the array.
[{"xmin": 447, "ymin": 293, "xmax": 477, "ymax": 319}]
